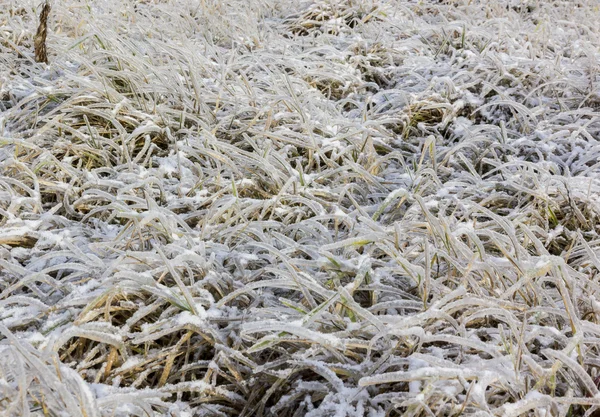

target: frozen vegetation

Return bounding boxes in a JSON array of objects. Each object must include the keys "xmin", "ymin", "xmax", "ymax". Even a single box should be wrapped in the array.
[{"xmin": 1, "ymin": 0, "xmax": 600, "ymax": 415}]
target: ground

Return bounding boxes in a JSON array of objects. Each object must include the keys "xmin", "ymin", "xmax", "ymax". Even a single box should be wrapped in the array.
[{"xmin": 1, "ymin": 0, "xmax": 600, "ymax": 416}]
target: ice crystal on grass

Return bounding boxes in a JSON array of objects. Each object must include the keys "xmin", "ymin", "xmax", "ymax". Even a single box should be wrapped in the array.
[{"xmin": 2, "ymin": 0, "xmax": 600, "ymax": 416}]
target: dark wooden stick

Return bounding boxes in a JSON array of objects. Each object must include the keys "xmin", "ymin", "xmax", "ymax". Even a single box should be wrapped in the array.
[{"xmin": 34, "ymin": 1, "xmax": 51, "ymax": 64}]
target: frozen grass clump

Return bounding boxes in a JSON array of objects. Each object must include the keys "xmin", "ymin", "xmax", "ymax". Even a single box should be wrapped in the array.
[{"xmin": 2, "ymin": 0, "xmax": 600, "ymax": 415}]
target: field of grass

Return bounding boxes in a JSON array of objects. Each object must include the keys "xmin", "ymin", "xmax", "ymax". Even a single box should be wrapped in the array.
[{"xmin": 2, "ymin": 0, "xmax": 600, "ymax": 415}]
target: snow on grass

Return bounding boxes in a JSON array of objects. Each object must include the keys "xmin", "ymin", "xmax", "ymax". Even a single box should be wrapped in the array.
[{"xmin": 1, "ymin": 0, "xmax": 600, "ymax": 415}]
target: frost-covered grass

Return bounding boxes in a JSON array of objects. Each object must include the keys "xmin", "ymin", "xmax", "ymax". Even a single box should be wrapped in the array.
[{"xmin": 1, "ymin": 0, "xmax": 600, "ymax": 415}]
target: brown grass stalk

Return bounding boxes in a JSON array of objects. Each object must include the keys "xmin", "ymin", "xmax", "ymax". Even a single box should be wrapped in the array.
[{"xmin": 34, "ymin": 1, "xmax": 51, "ymax": 63}]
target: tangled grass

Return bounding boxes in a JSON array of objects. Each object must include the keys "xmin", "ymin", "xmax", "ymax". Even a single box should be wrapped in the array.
[{"xmin": 1, "ymin": 0, "xmax": 600, "ymax": 416}]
